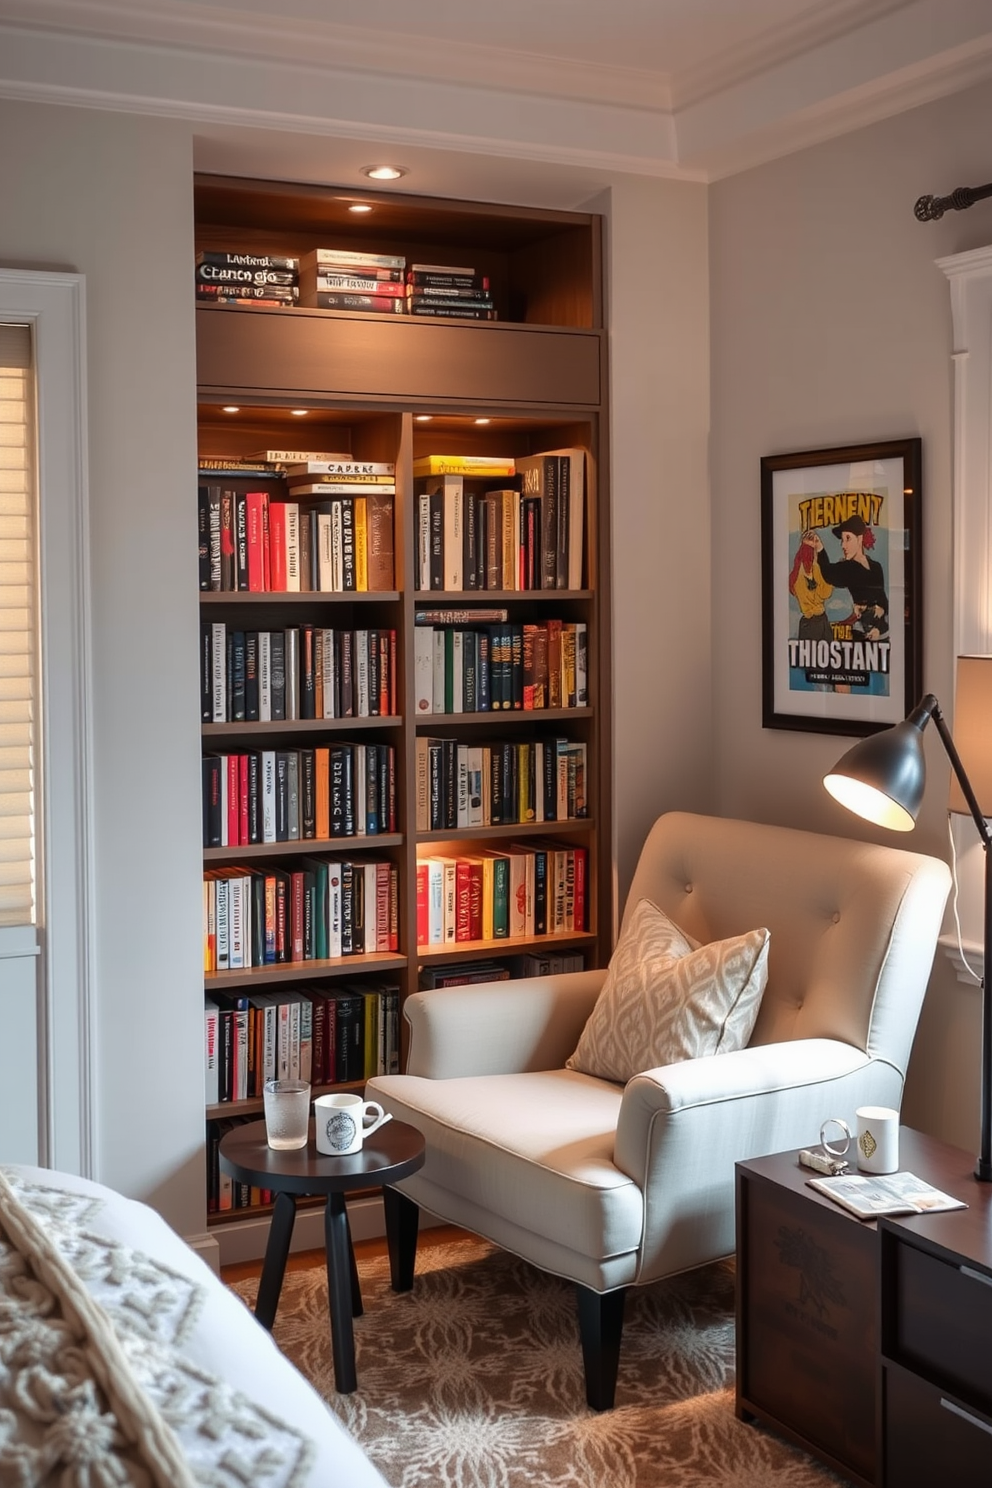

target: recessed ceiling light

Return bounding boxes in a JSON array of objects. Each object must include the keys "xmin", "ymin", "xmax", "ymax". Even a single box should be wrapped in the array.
[
  {"xmin": 361, "ymin": 165, "xmax": 408, "ymax": 181},
  {"xmin": 291, "ymin": 409, "xmax": 309, "ymax": 416},
  {"xmin": 348, "ymin": 203, "xmax": 374, "ymax": 214},
  {"xmin": 415, "ymin": 415, "xmax": 433, "ymax": 422},
  {"xmin": 222, "ymin": 405, "xmax": 240, "ymax": 413}
]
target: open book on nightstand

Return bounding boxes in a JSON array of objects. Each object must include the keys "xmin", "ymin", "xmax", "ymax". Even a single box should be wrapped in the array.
[{"xmin": 807, "ymin": 1170, "xmax": 968, "ymax": 1219}]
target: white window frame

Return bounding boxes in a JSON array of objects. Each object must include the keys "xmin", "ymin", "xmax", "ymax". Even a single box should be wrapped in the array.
[{"xmin": 0, "ymin": 269, "xmax": 95, "ymax": 1175}]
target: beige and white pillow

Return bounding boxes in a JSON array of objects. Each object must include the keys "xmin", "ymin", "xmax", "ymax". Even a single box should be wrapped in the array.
[{"xmin": 566, "ymin": 898, "xmax": 770, "ymax": 1083}]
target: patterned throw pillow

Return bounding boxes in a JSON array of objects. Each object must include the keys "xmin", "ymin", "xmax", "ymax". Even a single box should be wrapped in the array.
[{"xmin": 566, "ymin": 898, "xmax": 770, "ymax": 1083}]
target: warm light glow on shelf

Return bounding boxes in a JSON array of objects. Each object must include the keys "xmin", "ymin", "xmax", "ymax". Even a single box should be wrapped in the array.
[
  {"xmin": 415, "ymin": 415, "xmax": 433, "ymax": 422},
  {"xmin": 291, "ymin": 409, "xmax": 309, "ymax": 416},
  {"xmin": 348, "ymin": 203, "xmax": 374, "ymax": 214},
  {"xmin": 474, "ymin": 418, "xmax": 491, "ymax": 425},
  {"xmin": 222, "ymin": 405, "xmax": 240, "ymax": 413}
]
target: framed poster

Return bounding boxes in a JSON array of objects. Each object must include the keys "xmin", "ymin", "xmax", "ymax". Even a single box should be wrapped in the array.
[{"xmin": 760, "ymin": 437, "xmax": 922, "ymax": 735}]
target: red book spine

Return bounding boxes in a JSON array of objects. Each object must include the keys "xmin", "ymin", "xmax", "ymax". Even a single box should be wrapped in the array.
[
  {"xmin": 416, "ymin": 860, "xmax": 429, "ymax": 947},
  {"xmin": 226, "ymin": 754, "xmax": 239, "ymax": 847},
  {"xmin": 268, "ymin": 502, "xmax": 287, "ymax": 591},
  {"xmin": 275, "ymin": 876, "xmax": 288, "ymax": 961},
  {"xmin": 238, "ymin": 753, "xmax": 249, "ymax": 846},
  {"xmin": 468, "ymin": 861, "xmax": 483, "ymax": 941},
  {"xmin": 246, "ymin": 491, "xmax": 268, "ymax": 591},
  {"xmin": 455, "ymin": 860, "xmax": 473, "ymax": 941},
  {"xmin": 290, "ymin": 870, "xmax": 305, "ymax": 961},
  {"xmin": 389, "ymin": 863, "xmax": 399, "ymax": 950},
  {"xmin": 574, "ymin": 845, "xmax": 587, "ymax": 932},
  {"xmin": 376, "ymin": 862, "xmax": 390, "ymax": 952}
]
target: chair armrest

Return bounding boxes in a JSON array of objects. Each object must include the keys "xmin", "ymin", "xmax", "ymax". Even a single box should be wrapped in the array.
[
  {"xmin": 405, "ymin": 970, "xmax": 607, "ymax": 1078},
  {"xmin": 615, "ymin": 1037, "xmax": 878, "ymax": 1180}
]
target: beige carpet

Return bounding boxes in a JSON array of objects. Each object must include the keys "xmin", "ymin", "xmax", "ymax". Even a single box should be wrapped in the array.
[{"xmin": 230, "ymin": 1233, "xmax": 847, "ymax": 1487}]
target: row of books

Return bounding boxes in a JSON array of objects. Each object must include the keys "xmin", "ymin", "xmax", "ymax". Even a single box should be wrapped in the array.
[
  {"xmin": 419, "ymin": 950, "xmax": 586, "ymax": 987},
  {"xmin": 298, "ymin": 254, "xmax": 497, "ymax": 320},
  {"xmin": 417, "ymin": 842, "xmax": 587, "ymax": 947},
  {"xmin": 195, "ymin": 250, "xmax": 500, "ymax": 322},
  {"xmin": 206, "ymin": 1118, "xmax": 274, "ymax": 1212},
  {"xmin": 203, "ymin": 742, "xmax": 396, "ymax": 848},
  {"xmin": 198, "ymin": 482, "xmax": 395, "ymax": 593},
  {"xmin": 203, "ymin": 855, "xmax": 399, "ymax": 973},
  {"xmin": 414, "ymin": 620, "xmax": 588, "ymax": 713},
  {"xmin": 415, "ymin": 736, "xmax": 587, "ymax": 832},
  {"xmin": 196, "ymin": 250, "xmax": 299, "ymax": 308},
  {"xmin": 205, "ymin": 980, "xmax": 400, "ymax": 1105},
  {"xmin": 415, "ymin": 450, "xmax": 584, "ymax": 592},
  {"xmin": 201, "ymin": 623, "xmax": 398, "ymax": 724}
]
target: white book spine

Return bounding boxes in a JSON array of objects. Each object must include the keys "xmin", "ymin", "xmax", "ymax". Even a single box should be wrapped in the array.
[
  {"xmin": 331, "ymin": 502, "xmax": 344, "ymax": 591},
  {"xmin": 228, "ymin": 874, "xmax": 244, "ymax": 969},
  {"xmin": 284, "ymin": 627, "xmax": 299, "ymax": 720},
  {"xmin": 451, "ymin": 630, "xmax": 464, "ymax": 713},
  {"xmin": 299, "ymin": 995, "xmax": 312, "ymax": 1084},
  {"xmin": 355, "ymin": 630, "xmax": 370, "ymax": 717},
  {"xmin": 215, "ymin": 877, "xmax": 229, "ymax": 970},
  {"xmin": 322, "ymin": 628, "xmax": 337, "ymax": 717},
  {"xmin": 261, "ymin": 749, "xmax": 277, "ymax": 843},
  {"xmin": 442, "ymin": 475, "xmax": 463, "ymax": 591},
  {"xmin": 354, "ymin": 746, "xmax": 367, "ymax": 835},
  {"xmin": 211, "ymin": 622, "xmax": 226, "ymax": 722},
  {"xmin": 327, "ymin": 862, "xmax": 343, "ymax": 958},
  {"xmin": 417, "ymin": 491, "xmax": 431, "ymax": 591},
  {"xmin": 288, "ymin": 999, "xmax": 301, "ymax": 1081},
  {"xmin": 284, "ymin": 502, "xmax": 301, "ymax": 591},
  {"xmin": 277, "ymin": 1002, "xmax": 291, "ymax": 1080},
  {"xmin": 414, "ymin": 626, "xmax": 434, "ymax": 714},
  {"xmin": 258, "ymin": 632, "xmax": 272, "ymax": 721},
  {"xmin": 456, "ymin": 745, "xmax": 470, "ymax": 828},
  {"xmin": 317, "ymin": 511, "xmax": 334, "ymax": 592},
  {"xmin": 467, "ymin": 746, "xmax": 484, "ymax": 827},
  {"xmin": 432, "ymin": 629, "xmax": 446, "ymax": 714},
  {"xmin": 427, "ymin": 859, "xmax": 444, "ymax": 944},
  {"xmin": 442, "ymin": 858, "xmax": 456, "ymax": 943},
  {"xmin": 204, "ymin": 1000, "xmax": 219, "ymax": 1106}
]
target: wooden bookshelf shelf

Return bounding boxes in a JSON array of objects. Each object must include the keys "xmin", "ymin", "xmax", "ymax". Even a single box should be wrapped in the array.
[{"xmin": 196, "ymin": 173, "xmax": 610, "ymax": 1238}]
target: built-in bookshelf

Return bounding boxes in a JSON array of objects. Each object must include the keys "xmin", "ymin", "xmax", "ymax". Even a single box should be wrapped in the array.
[{"xmin": 194, "ymin": 174, "xmax": 611, "ymax": 1242}]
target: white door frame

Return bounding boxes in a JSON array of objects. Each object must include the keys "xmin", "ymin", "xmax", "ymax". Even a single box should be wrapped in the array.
[{"xmin": 0, "ymin": 268, "xmax": 96, "ymax": 1175}]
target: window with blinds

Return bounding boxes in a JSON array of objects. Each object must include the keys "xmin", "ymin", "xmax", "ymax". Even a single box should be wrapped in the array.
[{"xmin": 0, "ymin": 323, "xmax": 37, "ymax": 927}]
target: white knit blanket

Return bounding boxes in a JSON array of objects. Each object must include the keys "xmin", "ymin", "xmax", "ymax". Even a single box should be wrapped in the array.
[{"xmin": 0, "ymin": 1168, "xmax": 314, "ymax": 1488}]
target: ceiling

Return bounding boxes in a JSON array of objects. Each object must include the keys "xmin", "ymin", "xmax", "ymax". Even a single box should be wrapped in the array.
[{"xmin": 0, "ymin": 0, "xmax": 990, "ymax": 205}]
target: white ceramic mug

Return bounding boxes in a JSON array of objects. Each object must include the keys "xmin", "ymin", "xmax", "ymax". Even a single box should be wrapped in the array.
[
  {"xmin": 855, "ymin": 1105, "xmax": 899, "ymax": 1174},
  {"xmin": 314, "ymin": 1092, "xmax": 392, "ymax": 1156}
]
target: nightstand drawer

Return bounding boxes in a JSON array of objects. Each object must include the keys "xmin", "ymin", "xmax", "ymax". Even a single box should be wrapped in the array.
[
  {"xmin": 883, "ymin": 1364, "xmax": 992, "ymax": 1488},
  {"xmin": 889, "ymin": 1241, "xmax": 992, "ymax": 1412}
]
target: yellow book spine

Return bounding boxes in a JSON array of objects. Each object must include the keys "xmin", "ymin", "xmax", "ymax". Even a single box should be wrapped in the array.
[
  {"xmin": 481, "ymin": 855, "xmax": 495, "ymax": 941},
  {"xmin": 354, "ymin": 495, "xmax": 369, "ymax": 591}
]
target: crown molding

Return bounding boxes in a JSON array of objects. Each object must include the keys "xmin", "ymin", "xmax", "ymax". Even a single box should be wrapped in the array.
[{"xmin": 0, "ymin": 0, "xmax": 673, "ymax": 111}]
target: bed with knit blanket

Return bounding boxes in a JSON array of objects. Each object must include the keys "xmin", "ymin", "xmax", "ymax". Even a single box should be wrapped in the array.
[{"xmin": 0, "ymin": 1163, "xmax": 388, "ymax": 1488}]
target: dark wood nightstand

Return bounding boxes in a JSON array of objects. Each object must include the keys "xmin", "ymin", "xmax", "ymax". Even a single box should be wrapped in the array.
[{"xmin": 735, "ymin": 1128, "xmax": 982, "ymax": 1487}]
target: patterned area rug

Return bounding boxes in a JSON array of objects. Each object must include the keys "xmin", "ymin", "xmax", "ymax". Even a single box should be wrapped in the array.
[{"xmin": 230, "ymin": 1234, "xmax": 846, "ymax": 1488}]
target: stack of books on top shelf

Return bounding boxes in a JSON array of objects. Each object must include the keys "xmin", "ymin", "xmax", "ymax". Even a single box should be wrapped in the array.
[
  {"xmin": 298, "ymin": 248, "xmax": 407, "ymax": 314},
  {"xmin": 417, "ymin": 841, "xmax": 587, "ymax": 947},
  {"xmin": 195, "ymin": 251, "xmax": 299, "ymax": 307},
  {"xmin": 407, "ymin": 263, "xmax": 496, "ymax": 320}
]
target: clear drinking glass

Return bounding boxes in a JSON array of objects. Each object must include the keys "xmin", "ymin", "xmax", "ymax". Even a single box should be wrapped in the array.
[{"xmin": 262, "ymin": 1078, "xmax": 311, "ymax": 1150}]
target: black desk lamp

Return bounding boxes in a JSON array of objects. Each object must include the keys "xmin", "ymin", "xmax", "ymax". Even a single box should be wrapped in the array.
[{"xmin": 823, "ymin": 656, "xmax": 992, "ymax": 1182}]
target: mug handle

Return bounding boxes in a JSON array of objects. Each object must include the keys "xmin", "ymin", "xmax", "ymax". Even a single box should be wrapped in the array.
[{"xmin": 362, "ymin": 1101, "xmax": 392, "ymax": 1138}]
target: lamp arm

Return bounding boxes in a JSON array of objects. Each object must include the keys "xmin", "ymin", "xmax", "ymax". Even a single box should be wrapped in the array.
[{"xmin": 929, "ymin": 699, "xmax": 992, "ymax": 850}]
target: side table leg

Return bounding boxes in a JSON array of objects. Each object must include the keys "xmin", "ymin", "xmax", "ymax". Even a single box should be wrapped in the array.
[
  {"xmin": 255, "ymin": 1190, "xmax": 297, "ymax": 1331},
  {"xmin": 345, "ymin": 1207, "xmax": 363, "ymax": 1317},
  {"xmin": 383, "ymin": 1183, "xmax": 419, "ymax": 1292},
  {"xmin": 325, "ymin": 1191, "xmax": 358, "ymax": 1394}
]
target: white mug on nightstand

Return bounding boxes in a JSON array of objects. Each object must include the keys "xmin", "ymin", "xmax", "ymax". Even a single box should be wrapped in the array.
[
  {"xmin": 855, "ymin": 1105, "xmax": 899, "ymax": 1174},
  {"xmin": 314, "ymin": 1092, "xmax": 392, "ymax": 1156}
]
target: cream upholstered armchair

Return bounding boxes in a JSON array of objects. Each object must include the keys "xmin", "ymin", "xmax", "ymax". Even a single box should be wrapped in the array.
[{"xmin": 368, "ymin": 811, "xmax": 951, "ymax": 1410}]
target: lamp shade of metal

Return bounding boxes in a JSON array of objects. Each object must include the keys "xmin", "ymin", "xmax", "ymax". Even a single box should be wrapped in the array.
[
  {"xmin": 949, "ymin": 656, "xmax": 992, "ymax": 818},
  {"xmin": 823, "ymin": 714, "xmax": 929, "ymax": 831}
]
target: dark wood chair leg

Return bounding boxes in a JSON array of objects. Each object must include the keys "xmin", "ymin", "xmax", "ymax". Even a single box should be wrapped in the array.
[
  {"xmin": 383, "ymin": 1183, "xmax": 420, "ymax": 1292},
  {"xmin": 576, "ymin": 1284, "xmax": 627, "ymax": 1411}
]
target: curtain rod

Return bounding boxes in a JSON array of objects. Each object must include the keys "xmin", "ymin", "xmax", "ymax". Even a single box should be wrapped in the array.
[{"xmin": 915, "ymin": 180, "xmax": 992, "ymax": 221}]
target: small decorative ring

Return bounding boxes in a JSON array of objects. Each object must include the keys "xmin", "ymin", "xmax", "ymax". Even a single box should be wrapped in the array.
[{"xmin": 820, "ymin": 1117, "xmax": 852, "ymax": 1157}]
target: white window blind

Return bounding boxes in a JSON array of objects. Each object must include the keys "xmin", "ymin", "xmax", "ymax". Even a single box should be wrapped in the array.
[{"xmin": 0, "ymin": 322, "xmax": 36, "ymax": 927}]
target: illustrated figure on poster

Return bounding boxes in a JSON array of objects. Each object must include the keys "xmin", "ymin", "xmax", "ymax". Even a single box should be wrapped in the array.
[
  {"xmin": 807, "ymin": 514, "xmax": 889, "ymax": 641},
  {"xmin": 788, "ymin": 533, "xmax": 833, "ymax": 644}
]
